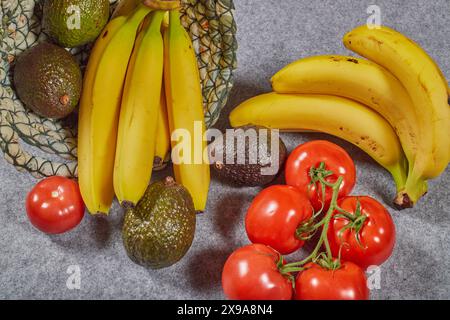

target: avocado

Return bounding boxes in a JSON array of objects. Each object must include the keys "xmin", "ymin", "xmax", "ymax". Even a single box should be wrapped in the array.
[
  {"xmin": 210, "ymin": 126, "xmax": 287, "ymax": 186},
  {"xmin": 122, "ymin": 177, "xmax": 196, "ymax": 269},
  {"xmin": 14, "ymin": 42, "xmax": 82, "ymax": 119},
  {"xmin": 42, "ymin": 0, "xmax": 110, "ymax": 48}
]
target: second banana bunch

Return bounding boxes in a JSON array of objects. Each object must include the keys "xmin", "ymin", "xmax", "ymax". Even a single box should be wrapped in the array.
[
  {"xmin": 78, "ymin": 3, "xmax": 210, "ymax": 214},
  {"xmin": 230, "ymin": 25, "xmax": 449, "ymax": 209}
]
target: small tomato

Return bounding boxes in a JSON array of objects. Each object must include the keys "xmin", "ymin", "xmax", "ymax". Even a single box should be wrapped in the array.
[{"xmin": 26, "ymin": 176, "xmax": 85, "ymax": 234}]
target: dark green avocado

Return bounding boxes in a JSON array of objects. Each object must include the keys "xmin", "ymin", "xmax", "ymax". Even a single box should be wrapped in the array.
[
  {"xmin": 13, "ymin": 42, "xmax": 82, "ymax": 119},
  {"xmin": 42, "ymin": 0, "xmax": 110, "ymax": 48},
  {"xmin": 122, "ymin": 177, "xmax": 196, "ymax": 269},
  {"xmin": 210, "ymin": 126, "xmax": 287, "ymax": 186}
]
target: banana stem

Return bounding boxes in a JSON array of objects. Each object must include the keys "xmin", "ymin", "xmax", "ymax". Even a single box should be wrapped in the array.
[{"xmin": 143, "ymin": 0, "xmax": 181, "ymax": 10}]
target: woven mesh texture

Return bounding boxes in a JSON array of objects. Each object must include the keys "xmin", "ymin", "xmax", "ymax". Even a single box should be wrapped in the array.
[{"xmin": 0, "ymin": 0, "xmax": 237, "ymax": 178}]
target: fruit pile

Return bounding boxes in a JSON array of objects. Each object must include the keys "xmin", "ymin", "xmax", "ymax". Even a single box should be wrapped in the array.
[
  {"xmin": 20, "ymin": 0, "xmax": 208, "ymax": 269},
  {"xmin": 10, "ymin": 0, "xmax": 449, "ymax": 300},
  {"xmin": 222, "ymin": 141, "xmax": 396, "ymax": 300},
  {"xmin": 230, "ymin": 25, "xmax": 450, "ymax": 209}
]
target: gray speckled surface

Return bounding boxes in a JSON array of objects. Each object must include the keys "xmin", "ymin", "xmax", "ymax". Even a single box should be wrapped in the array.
[{"xmin": 1, "ymin": 0, "xmax": 449, "ymax": 300}]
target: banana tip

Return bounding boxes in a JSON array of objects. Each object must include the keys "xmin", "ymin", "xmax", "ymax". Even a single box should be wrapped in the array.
[
  {"xmin": 121, "ymin": 201, "xmax": 136, "ymax": 210},
  {"xmin": 393, "ymin": 193, "xmax": 414, "ymax": 210}
]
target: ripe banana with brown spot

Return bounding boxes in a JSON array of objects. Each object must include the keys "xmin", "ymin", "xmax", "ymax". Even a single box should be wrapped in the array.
[
  {"xmin": 343, "ymin": 25, "xmax": 449, "ymax": 207},
  {"xmin": 229, "ymin": 93, "xmax": 408, "ymax": 194},
  {"xmin": 164, "ymin": 10, "xmax": 210, "ymax": 212},
  {"xmin": 114, "ymin": 11, "xmax": 165, "ymax": 208},
  {"xmin": 153, "ymin": 11, "xmax": 172, "ymax": 171}
]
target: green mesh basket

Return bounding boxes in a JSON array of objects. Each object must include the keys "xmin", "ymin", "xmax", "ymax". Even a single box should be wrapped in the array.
[{"xmin": 0, "ymin": 0, "xmax": 237, "ymax": 178}]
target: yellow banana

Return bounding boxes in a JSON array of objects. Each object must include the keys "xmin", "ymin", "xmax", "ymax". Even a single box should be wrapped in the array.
[
  {"xmin": 114, "ymin": 11, "xmax": 165, "ymax": 208},
  {"xmin": 271, "ymin": 55, "xmax": 428, "ymax": 207},
  {"xmin": 343, "ymin": 25, "xmax": 449, "ymax": 206},
  {"xmin": 229, "ymin": 93, "xmax": 408, "ymax": 193},
  {"xmin": 164, "ymin": 10, "xmax": 210, "ymax": 212},
  {"xmin": 77, "ymin": 11, "xmax": 130, "ymax": 215},
  {"xmin": 154, "ymin": 86, "xmax": 171, "ymax": 170},
  {"xmin": 78, "ymin": 4, "xmax": 151, "ymax": 214},
  {"xmin": 152, "ymin": 12, "xmax": 172, "ymax": 171}
]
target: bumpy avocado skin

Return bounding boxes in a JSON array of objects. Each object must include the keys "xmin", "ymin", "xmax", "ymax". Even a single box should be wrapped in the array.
[
  {"xmin": 42, "ymin": 0, "xmax": 110, "ymax": 48},
  {"xmin": 122, "ymin": 178, "xmax": 196, "ymax": 269},
  {"xmin": 14, "ymin": 42, "xmax": 82, "ymax": 119},
  {"xmin": 211, "ymin": 126, "xmax": 288, "ymax": 186}
]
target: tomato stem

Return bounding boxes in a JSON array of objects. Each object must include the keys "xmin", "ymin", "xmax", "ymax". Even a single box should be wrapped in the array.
[
  {"xmin": 308, "ymin": 162, "xmax": 334, "ymax": 219},
  {"xmin": 295, "ymin": 162, "xmax": 340, "ymax": 240},
  {"xmin": 335, "ymin": 199, "xmax": 367, "ymax": 249},
  {"xmin": 283, "ymin": 176, "xmax": 343, "ymax": 270}
]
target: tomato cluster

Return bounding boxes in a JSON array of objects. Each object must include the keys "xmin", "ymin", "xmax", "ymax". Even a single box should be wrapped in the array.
[{"xmin": 222, "ymin": 141, "xmax": 396, "ymax": 300}]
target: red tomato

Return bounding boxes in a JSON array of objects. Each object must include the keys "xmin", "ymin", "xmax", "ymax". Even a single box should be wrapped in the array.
[
  {"xmin": 245, "ymin": 185, "xmax": 313, "ymax": 255},
  {"xmin": 328, "ymin": 196, "xmax": 396, "ymax": 270},
  {"xmin": 295, "ymin": 261, "xmax": 369, "ymax": 300},
  {"xmin": 285, "ymin": 140, "xmax": 356, "ymax": 212},
  {"xmin": 222, "ymin": 244, "xmax": 293, "ymax": 300},
  {"xmin": 26, "ymin": 176, "xmax": 85, "ymax": 234}
]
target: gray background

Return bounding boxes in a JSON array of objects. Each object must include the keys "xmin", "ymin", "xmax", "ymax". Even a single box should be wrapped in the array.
[{"xmin": 1, "ymin": 0, "xmax": 449, "ymax": 300}]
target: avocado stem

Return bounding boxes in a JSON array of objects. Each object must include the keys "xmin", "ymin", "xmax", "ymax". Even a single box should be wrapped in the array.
[{"xmin": 59, "ymin": 94, "xmax": 70, "ymax": 106}]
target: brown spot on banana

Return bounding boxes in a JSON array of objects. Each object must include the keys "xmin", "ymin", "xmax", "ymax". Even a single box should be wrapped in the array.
[
  {"xmin": 418, "ymin": 74, "xmax": 429, "ymax": 93},
  {"xmin": 368, "ymin": 36, "xmax": 384, "ymax": 47}
]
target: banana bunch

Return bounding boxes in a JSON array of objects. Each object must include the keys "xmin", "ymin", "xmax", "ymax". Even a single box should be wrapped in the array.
[
  {"xmin": 230, "ymin": 25, "xmax": 449, "ymax": 209},
  {"xmin": 78, "ymin": 0, "xmax": 210, "ymax": 214}
]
